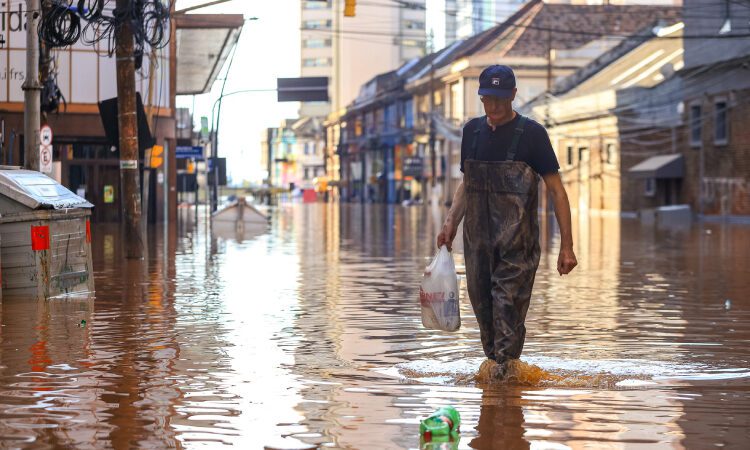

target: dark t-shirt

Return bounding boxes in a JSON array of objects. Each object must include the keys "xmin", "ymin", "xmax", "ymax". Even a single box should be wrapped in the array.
[{"xmin": 460, "ymin": 114, "xmax": 560, "ymax": 176}]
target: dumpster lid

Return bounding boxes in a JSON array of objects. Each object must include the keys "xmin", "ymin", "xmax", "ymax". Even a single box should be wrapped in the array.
[{"xmin": 0, "ymin": 170, "xmax": 93, "ymax": 210}]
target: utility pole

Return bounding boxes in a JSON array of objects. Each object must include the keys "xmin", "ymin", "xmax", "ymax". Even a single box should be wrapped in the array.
[
  {"xmin": 211, "ymin": 30, "xmax": 242, "ymax": 213},
  {"xmin": 23, "ymin": 0, "xmax": 41, "ymax": 171},
  {"xmin": 39, "ymin": 1, "xmax": 52, "ymax": 120},
  {"xmin": 115, "ymin": 0, "xmax": 144, "ymax": 259}
]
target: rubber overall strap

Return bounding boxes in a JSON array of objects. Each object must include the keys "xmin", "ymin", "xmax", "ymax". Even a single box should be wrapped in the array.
[
  {"xmin": 506, "ymin": 115, "xmax": 527, "ymax": 161},
  {"xmin": 471, "ymin": 116, "xmax": 485, "ymax": 160}
]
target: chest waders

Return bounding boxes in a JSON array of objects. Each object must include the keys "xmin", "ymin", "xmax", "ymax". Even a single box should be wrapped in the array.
[{"xmin": 462, "ymin": 115, "xmax": 541, "ymax": 364}]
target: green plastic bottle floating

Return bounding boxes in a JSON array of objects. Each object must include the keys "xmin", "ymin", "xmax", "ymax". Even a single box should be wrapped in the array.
[{"xmin": 420, "ymin": 406, "xmax": 460, "ymax": 441}]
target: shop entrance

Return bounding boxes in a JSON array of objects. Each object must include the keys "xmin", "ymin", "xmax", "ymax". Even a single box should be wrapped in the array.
[{"xmin": 60, "ymin": 143, "xmax": 122, "ymax": 223}]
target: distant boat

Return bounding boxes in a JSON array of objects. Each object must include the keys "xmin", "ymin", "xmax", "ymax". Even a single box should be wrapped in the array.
[{"xmin": 211, "ymin": 197, "xmax": 268, "ymax": 241}]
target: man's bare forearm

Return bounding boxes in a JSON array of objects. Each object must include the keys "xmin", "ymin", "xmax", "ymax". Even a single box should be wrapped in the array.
[
  {"xmin": 446, "ymin": 181, "xmax": 466, "ymax": 226},
  {"xmin": 551, "ymin": 189, "xmax": 573, "ymax": 249}
]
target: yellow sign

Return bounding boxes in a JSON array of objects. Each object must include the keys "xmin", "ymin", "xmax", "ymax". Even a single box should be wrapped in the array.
[
  {"xmin": 344, "ymin": 0, "xmax": 356, "ymax": 17},
  {"xmin": 148, "ymin": 145, "xmax": 164, "ymax": 168},
  {"xmin": 103, "ymin": 185, "xmax": 114, "ymax": 204}
]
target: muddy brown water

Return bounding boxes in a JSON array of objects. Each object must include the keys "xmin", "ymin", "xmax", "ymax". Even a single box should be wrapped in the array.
[{"xmin": 0, "ymin": 203, "xmax": 748, "ymax": 449}]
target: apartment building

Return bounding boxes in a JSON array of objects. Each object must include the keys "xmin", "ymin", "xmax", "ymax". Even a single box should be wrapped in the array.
[
  {"xmin": 293, "ymin": 0, "xmax": 427, "ymax": 192},
  {"xmin": 300, "ymin": 0, "xmax": 427, "ymax": 116}
]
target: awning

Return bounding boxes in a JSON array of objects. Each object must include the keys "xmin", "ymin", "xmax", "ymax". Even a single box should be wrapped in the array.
[
  {"xmin": 628, "ymin": 154, "xmax": 684, "ymax": 179},
  {"xmin": 174, "ymin": 14, "xmax": 245, "ymax": 95}
]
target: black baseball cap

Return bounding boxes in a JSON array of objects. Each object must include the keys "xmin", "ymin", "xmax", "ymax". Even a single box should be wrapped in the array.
[{"xmin": 478, "ymin": 65, "xmax": 516, "ymax": 98}]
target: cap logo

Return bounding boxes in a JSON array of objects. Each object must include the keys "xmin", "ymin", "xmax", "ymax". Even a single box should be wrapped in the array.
[{"xmin": 492, "ymin": 78, "xmax": 500, "ymax": 86}]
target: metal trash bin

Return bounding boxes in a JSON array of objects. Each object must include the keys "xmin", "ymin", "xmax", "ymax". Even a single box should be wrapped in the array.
[{"xmin": 0, "ymin": 169, "xmax": 94, "ymax": 300}]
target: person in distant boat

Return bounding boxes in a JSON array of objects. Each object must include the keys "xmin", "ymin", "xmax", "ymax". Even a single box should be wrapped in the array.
[{"xmin": 436, "ymin": 65, "xmax": 578, "ymax": 379}]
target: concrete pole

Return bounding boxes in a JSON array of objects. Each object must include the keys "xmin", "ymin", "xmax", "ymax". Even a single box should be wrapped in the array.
[
  {"xmin": 115, "ymin": 0, "xmax": 144, "ymax": 259},
  {"xmin": 23, "ymin": 0, "xmax": 41, "ymax": 171}
]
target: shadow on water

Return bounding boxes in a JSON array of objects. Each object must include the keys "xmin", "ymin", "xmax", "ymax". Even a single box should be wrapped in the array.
[{"xmin": 0, "ymin": 203, "xmax": 748, "ymax": 448}]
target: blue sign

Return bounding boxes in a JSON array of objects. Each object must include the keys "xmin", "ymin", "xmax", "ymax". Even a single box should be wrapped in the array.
[{"xmin": 176, "ymin": 145, "xmax": 204, "ymax": 160}]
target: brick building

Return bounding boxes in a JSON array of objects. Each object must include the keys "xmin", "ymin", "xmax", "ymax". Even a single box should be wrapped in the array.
[
  {"xmin": 679, "ymin": 0, "xmax": 750, "ymax": 219},
  {"xmin": 680, "ymin": 58, "xmax": 750, "ymax": 217}
]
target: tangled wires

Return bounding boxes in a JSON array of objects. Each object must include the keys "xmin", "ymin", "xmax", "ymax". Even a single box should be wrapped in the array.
[
  {"xmin": 114, "ymin": 0, "xmax": 171, "ymax": 67},
  {"xmin": 39, "ymin": 0, "xmax": 171, "ymax": 61},
  {"xmin": 38, "ymin": 2, "xmax": 82, "ymax": 48}
]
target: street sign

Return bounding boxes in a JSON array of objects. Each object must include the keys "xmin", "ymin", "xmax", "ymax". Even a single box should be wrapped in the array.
[
  {"xmin": 40, "ymin": 125, "xmax": 53, "ymax": 146},
  {"xmin": 200, "ymin": 116, "xmax": 209, "ymax": 141},
  {"xmin": 175, "ymin": 145, "xmax": 204, "ymax": 160},
  {"xmin": 403, "ymin": 157, "xmax": 424, "ymax": 178},
  {"xmin": 277, "ymin": 77, "xmax": 329, "ymax": 102},
  {"xmin": 40, "ymin": 144, "xmax": 53, "ymax": 174},
  {"xmin": 207, "ymin": 157, "xmax": 227, "ymax": 186}
]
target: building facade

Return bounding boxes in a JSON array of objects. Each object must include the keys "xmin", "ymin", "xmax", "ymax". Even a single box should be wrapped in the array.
[
  {"xmin": 528, "ymin": 22, "xmax": 685, "ymax": 215},
  {"xmin": 333, "ymin": 57, "xmax": 435, "ymax": 204},
  {"xmin": 407, "ymin": 0, "xmax": 680, "ymax": 205},
  {"xmin": 679, "ymin": 0, "xmax": 750, "ymax": 218},
  {"xmin": 300, "ymin": 0, "xmax": 427, "ymax": 116},
  {"xmin": 0, "ymin": 14, "xmax": 174, "ymax": 222},
  {"xmin": 0, "ymin": 9, "xmax": 242, "ymax": 222},
  {"xmin": 289, "ymin": 0, "xmax": 429, "ymax": 196}
]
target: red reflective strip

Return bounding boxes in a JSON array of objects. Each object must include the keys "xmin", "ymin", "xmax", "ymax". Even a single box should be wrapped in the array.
[
  {"xmin": 86, "ymin": 220, "xmax": 91, "ymax": 243},
  {"xmin": 31, "ymin": 225, "xmax": 50, "ymax": 251}
]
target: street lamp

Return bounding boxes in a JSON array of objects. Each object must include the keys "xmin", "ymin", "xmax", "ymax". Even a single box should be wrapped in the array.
[
  {"xmin": 210, "ymin": 16, "xmax": 258, "ymax": 213},
  {"xmin": 207, "ymin": 86, "xmax": 274, "ymax": 211}
]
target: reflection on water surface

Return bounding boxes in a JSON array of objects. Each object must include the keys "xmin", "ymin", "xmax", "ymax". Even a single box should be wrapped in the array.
[{"xmin": 0, "ymin": 204, "xmax": 748, "ymax": 449}]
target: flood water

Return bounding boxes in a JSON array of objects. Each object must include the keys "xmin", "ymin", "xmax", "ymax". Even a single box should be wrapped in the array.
[{"xmin": 0, "ymin": 203, "xmax": 749, "ymax": 449}]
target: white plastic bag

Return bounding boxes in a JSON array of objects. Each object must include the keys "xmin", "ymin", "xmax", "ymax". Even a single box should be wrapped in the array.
[{"xmin": 419, "ymin": 246, "xmax": 461, "ymax": 331}]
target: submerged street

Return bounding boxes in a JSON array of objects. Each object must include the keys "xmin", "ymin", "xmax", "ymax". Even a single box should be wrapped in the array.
[{"xmin": 0, "ymin": 203, "xmax": 748, "ymax": 449}]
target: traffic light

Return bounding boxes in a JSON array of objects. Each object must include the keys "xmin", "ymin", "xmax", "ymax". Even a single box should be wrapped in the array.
[{"xmin": 344, "ymin": 0, "xmax": 356, "ymax": 17}]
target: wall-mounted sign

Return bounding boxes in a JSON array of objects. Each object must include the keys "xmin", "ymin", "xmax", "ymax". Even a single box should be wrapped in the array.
[
  {"xmin": 103, "ymin": 185, "xmax": 114, "ymax": 203},
  {"xmin": 1, "ymin": 44, "xmax": 170, "ymax": 105},
  {"xmin": 403, "ymin": 157, "xmax": 424, "ymax": 178}
]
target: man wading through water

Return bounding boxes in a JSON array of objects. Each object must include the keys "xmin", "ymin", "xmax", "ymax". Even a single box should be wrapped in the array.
[{"xmin": 436, "ymin": 65, "xmax": 578, "ymax": 380}]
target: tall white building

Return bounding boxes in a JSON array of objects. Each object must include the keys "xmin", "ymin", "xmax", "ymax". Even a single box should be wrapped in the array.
[
  {"xmin": 299, "ymin": 0, "xmax": 427, "ymax": 118},
  {"xmin": 286, "ymin": 0, "xmax": 427, "ymax": 191}
]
